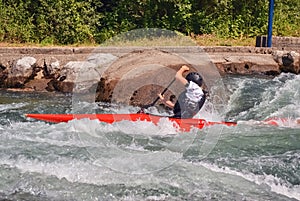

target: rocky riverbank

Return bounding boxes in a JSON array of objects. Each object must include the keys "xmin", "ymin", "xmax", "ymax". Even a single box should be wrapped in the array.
[{"xmin": 0, "ymin": 46, "xmax": 299, "ymax": 105}]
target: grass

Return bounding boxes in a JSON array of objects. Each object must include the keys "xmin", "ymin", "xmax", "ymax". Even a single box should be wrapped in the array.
[
  {"xmin": 193, "ymin": 34, "xmax": 256, "ymax": 46},
  {"xmin": 0, "ymin": 34, "xmax": 257, "ymax": 47}
]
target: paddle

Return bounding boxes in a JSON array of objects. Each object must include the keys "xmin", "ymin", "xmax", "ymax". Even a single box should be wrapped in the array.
[{"xmin": 137, "ymin": 78, "xmax": 176, "ymax": 113}]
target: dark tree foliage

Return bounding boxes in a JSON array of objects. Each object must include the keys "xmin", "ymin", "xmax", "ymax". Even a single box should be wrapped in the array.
[{"xmin": 0, "ymin": 0, "xmax": 299, "ymax": 44}]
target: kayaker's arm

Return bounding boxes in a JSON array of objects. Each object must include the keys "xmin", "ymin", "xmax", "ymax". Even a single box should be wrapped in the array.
[
  {"xmin": 175, "ymin": 65, "xmax": 189, "ymax": 86},
  {"xmin": 158, "ymin": 93, "xmax": 175, "ymax": 108},
  {"xmin": 157, "ymin": 65, "xmax": 189, "ymax": 110}
]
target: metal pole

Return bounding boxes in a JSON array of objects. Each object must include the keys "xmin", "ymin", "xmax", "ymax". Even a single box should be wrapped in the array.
[{"xmin": 267, "ymin": 0, "xmax": 275, "ymax": 47}]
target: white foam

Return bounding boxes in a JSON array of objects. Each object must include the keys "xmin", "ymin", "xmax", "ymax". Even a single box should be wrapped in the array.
[
  {"xmin": 0, "ymin": 102, "xmax": 27, "ymax": 112},
  {"xmin": 70, "ymin": 117, "xmax": 179, "ymax": 136},
  {"xmin": 224, "ymin": 73, "xmax": 300, "ymax": 121},
  {"xmin": 0, "ymin": 151, "xmax": 182, "ymax": 185},
  {"xmin": 198, "ymin": 162, "xmax": 300, "ymax": 200}
]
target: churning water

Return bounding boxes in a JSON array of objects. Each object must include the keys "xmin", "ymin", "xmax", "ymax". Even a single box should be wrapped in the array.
[{"xmin": 0, "ymin": 73, "xmax": 299, "ymax": 201}]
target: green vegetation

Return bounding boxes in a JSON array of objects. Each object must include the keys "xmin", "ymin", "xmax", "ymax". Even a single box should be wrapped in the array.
[{"xmin": 0, "ymin": 0, "xmax": 299, "ymax": 45}]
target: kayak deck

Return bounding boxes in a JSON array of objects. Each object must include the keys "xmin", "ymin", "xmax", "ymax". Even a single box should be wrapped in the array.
[{"xmin": 25, "ymin": 113, "xmax": 237, "ymax": 131}]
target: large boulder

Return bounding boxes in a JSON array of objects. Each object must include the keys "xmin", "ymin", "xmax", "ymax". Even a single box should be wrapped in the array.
[
  {"xmin": 272, "ymin": 50, "xmax": 300, "ymax": 74},
  {"xmin": 5, "ymin": 56, "xmax": 38, "ymax": 88},
  {"xmin": 46, "ymin": 61, "xmax": 94, "ymax": 93},
  {"xmin": 212, "ymin": 54, "xmax": 280, "ymax": 76},
  {"xmin": 47, "ymin": 53, "xmax": 117, "ymax": 93},
  {"xmin": 95, "ymin": 49, "xmax": 190, "ymax": 106}
]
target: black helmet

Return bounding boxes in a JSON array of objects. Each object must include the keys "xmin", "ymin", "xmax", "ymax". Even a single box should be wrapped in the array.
[{"xmin": 186, "ymin": 72, "xmax": 203, "ymax": 86}]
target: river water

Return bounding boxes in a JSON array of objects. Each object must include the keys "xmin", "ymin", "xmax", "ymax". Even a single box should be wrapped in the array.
[{"xmin": 0, "ymin": 73, "xmax": 299, "ymax": 201}]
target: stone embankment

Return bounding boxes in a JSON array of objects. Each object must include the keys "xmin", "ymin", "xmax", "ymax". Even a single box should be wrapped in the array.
[{"xmin": 0, "ymin": 46, "xmax": 299, "ymax": 105}]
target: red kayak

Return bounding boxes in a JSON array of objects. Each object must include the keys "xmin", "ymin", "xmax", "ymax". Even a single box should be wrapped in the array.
[{"xmin": 25, "ymin": 113, "xmax": 237, "ymax": 131}]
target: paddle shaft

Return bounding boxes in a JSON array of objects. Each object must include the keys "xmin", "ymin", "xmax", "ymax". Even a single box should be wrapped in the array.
[
  {"xmin": 137, "ymin": 78, "xmax": 176, "ymax": 113},
  {"xmin": 149, "ymin": 78, "xmax": 176, "ymax": 107}
]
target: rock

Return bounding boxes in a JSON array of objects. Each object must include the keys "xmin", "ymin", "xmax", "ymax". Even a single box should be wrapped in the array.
[
  {"xmin": 46, "ymin": 61, "xmax": 89, "ymax": 93},
  {"xmin": 43, "ymin": 58, "xmax": 61, "ymax": 78},
  {"xmin": 212, "ymin": 54, "xmax": 280, "ymax": 76},
  {"xmin": 47, "ymin": 53, "xmax": 117, "ymax": 93},
  {"xmin": 272, "ymin": 50, "xmax": 300, "ymax": 74},
  {"xmin": 87, "ymin": 53, "xmax": 118, "ymax": 66},
  {"xmin": 0, "ymin": 63, "xmax": 8, "ymax": 87},
  {"xmin": 12, "ymin": 56, "xmax": 36, "ymax": 77},
  {"xmin": 5, "ymin": 56, "xmax": 38, "ymax": 88},
  {"xmin": 24, "ymin": 78, "xmax": 51, "ymax": 91},
  {"xmin": 95, "ymin": 49, "xmax": 188, "ymax": 105}
]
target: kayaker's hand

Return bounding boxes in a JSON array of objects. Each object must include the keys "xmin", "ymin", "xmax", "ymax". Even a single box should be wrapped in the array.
[
  {"xmin": 158, "ymin": 93, "xmax": 164, "ymax": 100},
  {"xmin": 180, "ymin": 65, "xmax": 189, "ymax": 72}
]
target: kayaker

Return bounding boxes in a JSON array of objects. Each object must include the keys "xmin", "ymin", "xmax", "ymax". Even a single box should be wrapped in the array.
[{"xmin": 158, "ymin": 65, "xmax": 206, "ymax": 118}]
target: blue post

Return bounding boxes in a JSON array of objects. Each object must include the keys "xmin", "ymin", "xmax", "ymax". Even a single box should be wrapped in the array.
[{"xmin": 267, "ymin": 0, "xmax": 275, "ymax": 47}]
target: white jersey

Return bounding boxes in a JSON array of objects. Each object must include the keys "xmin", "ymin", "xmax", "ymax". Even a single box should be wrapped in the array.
[{"xmin": 185, "ymin": 81, "xmax": 204, "ymax": 102}]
